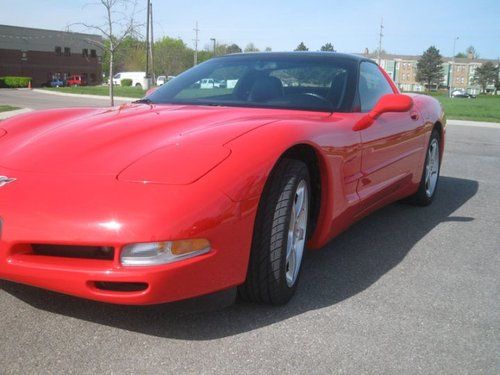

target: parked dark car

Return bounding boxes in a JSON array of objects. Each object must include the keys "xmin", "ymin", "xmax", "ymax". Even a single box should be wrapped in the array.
[
  {"xmin": 41, "ymin": 78, "xmax": 65, "ymax": 87},
  {"xmin": 451, "ymin": 90, "xmax": 476, "ymax": 98}
]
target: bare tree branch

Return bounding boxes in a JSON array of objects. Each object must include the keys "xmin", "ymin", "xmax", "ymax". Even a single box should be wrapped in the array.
[{"xmin": 72, "ymin": 0, "xmax": 141, "ymax": 106}]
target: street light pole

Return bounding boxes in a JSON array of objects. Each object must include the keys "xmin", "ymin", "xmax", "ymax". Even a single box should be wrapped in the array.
[
  {"xmin": 210, "ymin": 38, "xmax": 216, "ymax": 56},
  {"xmin": 449, "ymin": 36, "xmax": 459, "ymax": 98}
]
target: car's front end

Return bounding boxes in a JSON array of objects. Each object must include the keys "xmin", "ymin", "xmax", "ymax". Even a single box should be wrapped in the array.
[
  {"xmin": 0, "ymin": 104, "xmax": 283, "ymax": 304},
  {"xmin": 0, "ymin": 164, "xmax": 256, "ymax": 304}
]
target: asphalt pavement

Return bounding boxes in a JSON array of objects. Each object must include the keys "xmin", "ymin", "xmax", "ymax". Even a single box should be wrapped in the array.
[{"xmin": 0, "ymin": 90, "xmax": 499, "ymax": 374}]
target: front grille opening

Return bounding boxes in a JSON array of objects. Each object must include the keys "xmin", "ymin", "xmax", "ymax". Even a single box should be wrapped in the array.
[
  {"xmin": 93, "ymin": 281, "xmax": 148, "ymax": 292},
  {"xmin": 32, "ymin": 244, "xmax": 114, "ymax": 260}
]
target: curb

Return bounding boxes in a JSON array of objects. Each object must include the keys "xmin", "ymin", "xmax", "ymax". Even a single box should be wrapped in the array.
[
  {"xmin": 0, "ymin": 108, "xmax": 33, "ymax": 120},
  {"xmin": 447, "ymin": 119, "xmax": 500, "ymax": 129},
  {"xmin": 32, "ymin": 89, "xmax": 134, "ymax": 102}
]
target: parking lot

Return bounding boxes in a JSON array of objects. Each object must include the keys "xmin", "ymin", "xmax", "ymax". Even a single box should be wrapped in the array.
[{"xmin": 0, "ymin": 91, "xmax": 499, "ymax": 374}]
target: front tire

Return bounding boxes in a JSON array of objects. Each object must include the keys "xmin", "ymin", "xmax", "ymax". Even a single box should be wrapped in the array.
[
  {"xmin": 408, "ymin": 129, "xmax": 441, "ymax": 206},
  {"xmin": 239, "ymin": 159, "xmax": 310, "ymax": 305}
]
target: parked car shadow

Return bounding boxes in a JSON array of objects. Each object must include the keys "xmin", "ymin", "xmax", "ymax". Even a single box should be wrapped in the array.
[{"xmin": 1, "ymin": 176, "xmax": 478, "ymax": 340}]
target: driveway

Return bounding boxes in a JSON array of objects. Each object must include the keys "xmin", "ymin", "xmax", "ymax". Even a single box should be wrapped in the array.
[{"xmin": 0, "ymin": 113, "xmax": 498, "ymax": 373}]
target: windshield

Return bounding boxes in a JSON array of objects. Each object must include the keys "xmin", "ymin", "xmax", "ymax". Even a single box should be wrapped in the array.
[{"xmin": 147, "ymin": 54, "xmax": 357, "ymax": 112}]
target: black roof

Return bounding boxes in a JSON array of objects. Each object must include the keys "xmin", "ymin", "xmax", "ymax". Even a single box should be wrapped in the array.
[{"xmin": 216, "ymin": 51, "xmax": 368, "ymax": 63}]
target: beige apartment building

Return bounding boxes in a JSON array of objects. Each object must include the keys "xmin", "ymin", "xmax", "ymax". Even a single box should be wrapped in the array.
[{"xmin": 360, "ymin": 49, "xmax": 498, "ymax": 94}]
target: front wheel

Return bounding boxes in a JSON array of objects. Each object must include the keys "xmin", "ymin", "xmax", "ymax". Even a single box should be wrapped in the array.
[
  {"xmin": 408, "ymin": 129, "xmax": 441, "ymax": 206},
  {"xmin": 239, "ymin": 158, "xmax": 310, "ymax": 305}
]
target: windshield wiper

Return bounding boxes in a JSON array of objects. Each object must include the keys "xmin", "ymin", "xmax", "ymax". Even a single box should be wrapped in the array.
[{"xmin": 132, "ymin": 98, "xmax": 153, "ymax": 104}]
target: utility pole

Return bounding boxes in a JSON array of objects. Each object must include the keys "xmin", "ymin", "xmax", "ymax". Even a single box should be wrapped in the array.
[
  {"xmin": 377, "ymin": 17, "xmax": 384, "ymax": 66},
  {"xmin": 149, "ymin": 1, "xmax": 155, "ymax": 84},
  {"xmin": 193, "ymin": 21, "xmax": 199, "ymax": 66},
  {"xmin": 449, "ymin": 36, "xmax": 459, "ymax": 98},
  {"xmin": 210, "ymin": 38, "xmax": 216, "ymax": 56},
  {"xmin": 145, "ymin": 0, "xmax": 150, "ymax": 89}
]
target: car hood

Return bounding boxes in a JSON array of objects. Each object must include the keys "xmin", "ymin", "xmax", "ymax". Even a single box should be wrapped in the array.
[{"xmin": 0, "ymin": 104, "xmax": 289, "ymax": 182}]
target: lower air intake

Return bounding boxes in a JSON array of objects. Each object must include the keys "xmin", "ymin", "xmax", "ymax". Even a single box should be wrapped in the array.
[{"xmin": 31, "ymin": 244, "xmax": 114, "ymax": 260}]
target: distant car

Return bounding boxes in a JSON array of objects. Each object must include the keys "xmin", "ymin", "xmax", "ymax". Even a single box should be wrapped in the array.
[
  {"xmin": 200, "ymin": 78, "xmax": 216, "ymax": 89},
  {"xmin": 214, "ymin": 79, "xmax": 227, "ymax": 88},
  {"xmin": 66, "ymin": 75, "xmax": 85, "ymax": 87},
  {"xmin": 42, "ymin": 78, "xmax": 65, "ymax": 87},
  {"xmin": 113, "ymin": 72, "xmax": 146, "ymax": 88},
  {"xmin": 451, "ymin": 90, "xmax": 476, "ymax": 98},
  {"xmin": 156, "ymin": 75, "xmax": 167, "ymax": 86},
  {"xmin": 156, "ymin": 75, "xmax": 176, "ymax": 86},
  {"xmin": 199, "ymin": 78, "xmax": 226, "ymax": 89}
]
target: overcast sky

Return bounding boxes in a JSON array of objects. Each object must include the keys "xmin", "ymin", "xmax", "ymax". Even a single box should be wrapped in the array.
[{"xmin": 1, "ymin": 0, "xmax": 499, "ymax": 58}]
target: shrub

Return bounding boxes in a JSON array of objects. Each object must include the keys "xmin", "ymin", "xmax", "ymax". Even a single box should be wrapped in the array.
[
  {"xmin": 0, "ymin": 76, "xmax": 32, "ymax": 88},
  {"xmin": 121, "ymin": 78, "xmax": 133, "ymax": 87}
]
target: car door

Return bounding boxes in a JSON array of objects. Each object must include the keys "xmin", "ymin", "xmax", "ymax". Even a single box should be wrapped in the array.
[{"xmin": 357, "ymin": 61, "xmax": 425, "ymax": 208}]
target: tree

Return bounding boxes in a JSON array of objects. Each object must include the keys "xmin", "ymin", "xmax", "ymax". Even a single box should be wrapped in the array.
[
  {"xmin": 320, "ymin": 42, "xmax": 335, "ymax": 52},
  {"xmin": 226, "ymin": 43, "xmax": 242, "ymax": 54},
  {"xmin": 153, "ymin": 37, "xmax": 193, "ymax": 76},
  {"xmin": 455, "ymin": 52, "xmax": 467, "ymax": 58},
  {"xmin": 264, "ymin": 46, "xmax": 272, "ymax": 52},
  {"xmin": 295, "ymin": 42, "xmax": 308, "ymax": 51},
  {"xmin": 214, "ymin": 43, "xmax": 229, "ymax": 56},
  {"xmin": 101, "ymin": 36, "xmax": 145, "ymax": 76},
  {"xmin": 416, "ymin": 46, "xmax": 443, "ymax": 91},
  {"xmin": 466, "ymin": 46, "xmax": 479, "ymax": 59},
  {"xmin": 244, "ymin": 43, "xmax": 260, "ymax": 52},
  {"xmin": 78, "ymin": 0, "xmax": 140, "ymax": 106},
  {"xmin": 472, "ymin": 62, "xmax": 497, "ymax": 93}
]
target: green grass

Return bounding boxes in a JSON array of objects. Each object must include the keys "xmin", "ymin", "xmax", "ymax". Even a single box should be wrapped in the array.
[
  {"xmin": 413, "ymin": 92, "xmax": 500, "ymax": 123},
  {"xmin": 0, "ymin": 105, "xmax": 19, "ymax": 113},
  {"xmin": 42, "ymin": 86, "xmax": 146, "ymax": 98}
]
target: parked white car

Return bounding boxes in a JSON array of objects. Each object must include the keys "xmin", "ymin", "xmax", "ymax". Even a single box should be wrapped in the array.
[
  {"xmin": 200, "ymin": 78, "xmax": 215, "ymax": 89},
  {"xmin": 156, "ymin": 75, "xmax": 176, "ymax": 86},
  {"xmin": 200, "ymin": 78, "xmax": 227, "ymax": 89},
  {"xmin": 112, "ymin": 72, "xmax": 147, "ymax": 88}
]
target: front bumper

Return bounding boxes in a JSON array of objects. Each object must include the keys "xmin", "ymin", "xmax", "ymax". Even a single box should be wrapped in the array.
[
  {"xmin": 0, "ymin": 243, "xmax": 233, "ymax": 305},
  {"xmin": 0, "ymin": 169, "xmax": 257, "ymax": 305}
]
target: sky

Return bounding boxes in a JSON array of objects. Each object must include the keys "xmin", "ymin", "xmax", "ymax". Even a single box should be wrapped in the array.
[{"xmin": 1, "ymin": 0, "xmax": 499, "ymax": 59}]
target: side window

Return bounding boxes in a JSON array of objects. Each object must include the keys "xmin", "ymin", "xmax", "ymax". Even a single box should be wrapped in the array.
[{"xmin": 358, "ymin": 62, "xmax": 394, "ymax": 112}]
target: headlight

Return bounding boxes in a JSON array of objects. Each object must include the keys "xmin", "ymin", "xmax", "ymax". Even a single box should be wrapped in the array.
[{"xmin": 121, "ymin": 239, "xmax": 210, "ymax": 266}]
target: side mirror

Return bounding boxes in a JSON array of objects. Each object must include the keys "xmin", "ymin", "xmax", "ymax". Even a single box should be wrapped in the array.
[{"xmin": 353, "ymin": 94, "xmax": 413, "ymax": 131}]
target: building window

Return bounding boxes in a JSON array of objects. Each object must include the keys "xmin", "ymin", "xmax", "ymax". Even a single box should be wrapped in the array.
[
  {"xmin": 90, "ymin": 49, "xmax": 97, "ymax": 58},
  {"xmin": 82, "ymin": 49, "xmax": 88, "ymax": 57},
  {"xmin": 55, "ymin": 46, "xmax": 62, "ymax": 56},
  {"xmin": 64, "ymin": 47, "xmax": 71, "ymax": 56}
]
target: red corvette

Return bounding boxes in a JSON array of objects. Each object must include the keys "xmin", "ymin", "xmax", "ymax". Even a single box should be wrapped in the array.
[{"xmin": 0, "ymin": 53, "xmax": 445, "ymax": 305}]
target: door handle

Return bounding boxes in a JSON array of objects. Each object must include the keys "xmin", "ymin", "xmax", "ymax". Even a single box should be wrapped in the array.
[{"xmin": 410, "ymin": 111, "xmax": 419, "ymax": 120}]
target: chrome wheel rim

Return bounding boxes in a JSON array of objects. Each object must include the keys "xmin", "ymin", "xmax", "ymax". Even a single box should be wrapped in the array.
[
  {"xmin": 425, "ymin": 138, "xmax": 440, "ymax": 197},
  {"xmin": 285, "ymin": 180, "xmax": 309, "ymax": 287}
]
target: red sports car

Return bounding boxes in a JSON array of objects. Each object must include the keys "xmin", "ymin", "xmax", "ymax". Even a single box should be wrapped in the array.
[{"xmin": 0, "ymin": 53, "xmax": 445, "ymax": 305}]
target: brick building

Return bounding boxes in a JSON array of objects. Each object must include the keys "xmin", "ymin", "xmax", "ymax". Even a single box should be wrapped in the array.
[
  {"xmin": 0, "ymin": 24, "xmax": 103, "ymax": 87},
  {"xmin": 360, "ymin": 49, "xmax": 499, "ymax": 94}
]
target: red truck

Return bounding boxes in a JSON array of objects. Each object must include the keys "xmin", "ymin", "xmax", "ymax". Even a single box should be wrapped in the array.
[{"xmin": 66, "ymin": 75, "xmax": 85, "ymax": 86}]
